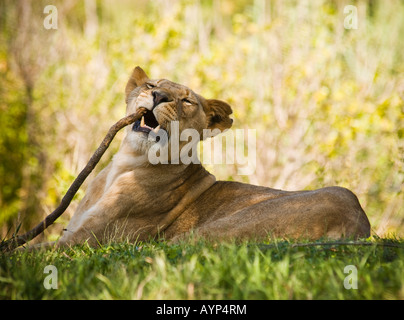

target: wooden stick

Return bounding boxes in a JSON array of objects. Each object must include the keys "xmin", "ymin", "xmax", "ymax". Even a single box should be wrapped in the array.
[{"xmin": 0, "ymin": 108, "xmax": 147, "ymax": 252}]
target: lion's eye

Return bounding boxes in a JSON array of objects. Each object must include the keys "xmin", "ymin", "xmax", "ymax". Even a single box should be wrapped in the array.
[
  {"xmin": 182, "ymin": 98, "xmax": 192, "ymax": 105},
  {"xmin": 145, "ymin": 83, "xmax": 155, "ymax": 89}
]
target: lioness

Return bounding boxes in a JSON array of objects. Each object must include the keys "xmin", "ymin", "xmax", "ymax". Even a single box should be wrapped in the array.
[{"xmin": 58, "ymin": 66, "xmax": 370, "ymax": 246}]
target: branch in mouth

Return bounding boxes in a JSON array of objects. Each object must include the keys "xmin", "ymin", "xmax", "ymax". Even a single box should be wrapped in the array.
[{"xmin": 133, "ymin": 109, "xmax": 161, "ymax": 134}]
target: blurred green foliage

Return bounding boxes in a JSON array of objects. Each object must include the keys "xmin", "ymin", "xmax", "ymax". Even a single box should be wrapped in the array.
[{"xmin": 0, "ymin": 0, "xmax": 403, "ymax": 238}]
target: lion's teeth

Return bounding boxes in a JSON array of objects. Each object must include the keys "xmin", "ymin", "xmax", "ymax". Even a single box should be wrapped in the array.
[
  {"xmin": 140, "ymin": 116, "xmax": 145, "ymax": 127},
  {"xmin": 153, "ymin": 125, "xmax": 161, "ymax": 133}
]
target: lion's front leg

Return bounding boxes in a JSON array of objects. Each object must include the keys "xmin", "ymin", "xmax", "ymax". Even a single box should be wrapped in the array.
[
  {"xmin": 58, "ymin": 206, "xmax": 109, "ymax": 246},
  {"xmin": 58, "ymin": 185, "xmax": 130, "ymax": 247},
  {"xmin": 58, "ymin": 171, "xmax": 156, "ymax": 247}
]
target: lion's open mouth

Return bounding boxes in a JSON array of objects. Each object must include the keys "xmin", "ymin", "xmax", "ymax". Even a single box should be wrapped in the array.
[{"xmin": 133, "ymin": 109, "xmax": 160, "ymax": 134}]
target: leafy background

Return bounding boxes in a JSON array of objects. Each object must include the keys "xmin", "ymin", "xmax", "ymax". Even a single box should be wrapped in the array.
[{"xmin": 0, "ymin": 0, "xmax": 403, "ymax": 241}]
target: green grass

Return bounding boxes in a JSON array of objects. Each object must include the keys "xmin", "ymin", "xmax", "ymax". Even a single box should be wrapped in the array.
[{"xmin": 1, "ymin": 237, "xmax": 403, "ymax": 300}]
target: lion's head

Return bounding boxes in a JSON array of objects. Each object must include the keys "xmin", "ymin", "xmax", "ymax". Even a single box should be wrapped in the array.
[{"xmin": 123, "ymin": 66, "xmax": 233, "ymax": 164}]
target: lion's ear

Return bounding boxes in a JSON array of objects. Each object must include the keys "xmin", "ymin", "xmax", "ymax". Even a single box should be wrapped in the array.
[
  {"xmin": 125, "ymin": 66, "xmax": 150, "ymax": 102},
  {"xmin": 205, "ymin": 99, "xmax": 233, "ymax": 134}
]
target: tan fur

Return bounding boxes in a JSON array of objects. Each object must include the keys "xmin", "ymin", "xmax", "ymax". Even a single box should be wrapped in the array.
[{"xmin": 58, "ymin": 67, "xmax": 370, "ymax": 246}]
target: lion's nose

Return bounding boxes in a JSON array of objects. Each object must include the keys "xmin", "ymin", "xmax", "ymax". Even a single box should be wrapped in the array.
[{"xmin": 152, "ymin": 90, "xmax": 171, "ymax": 108}]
